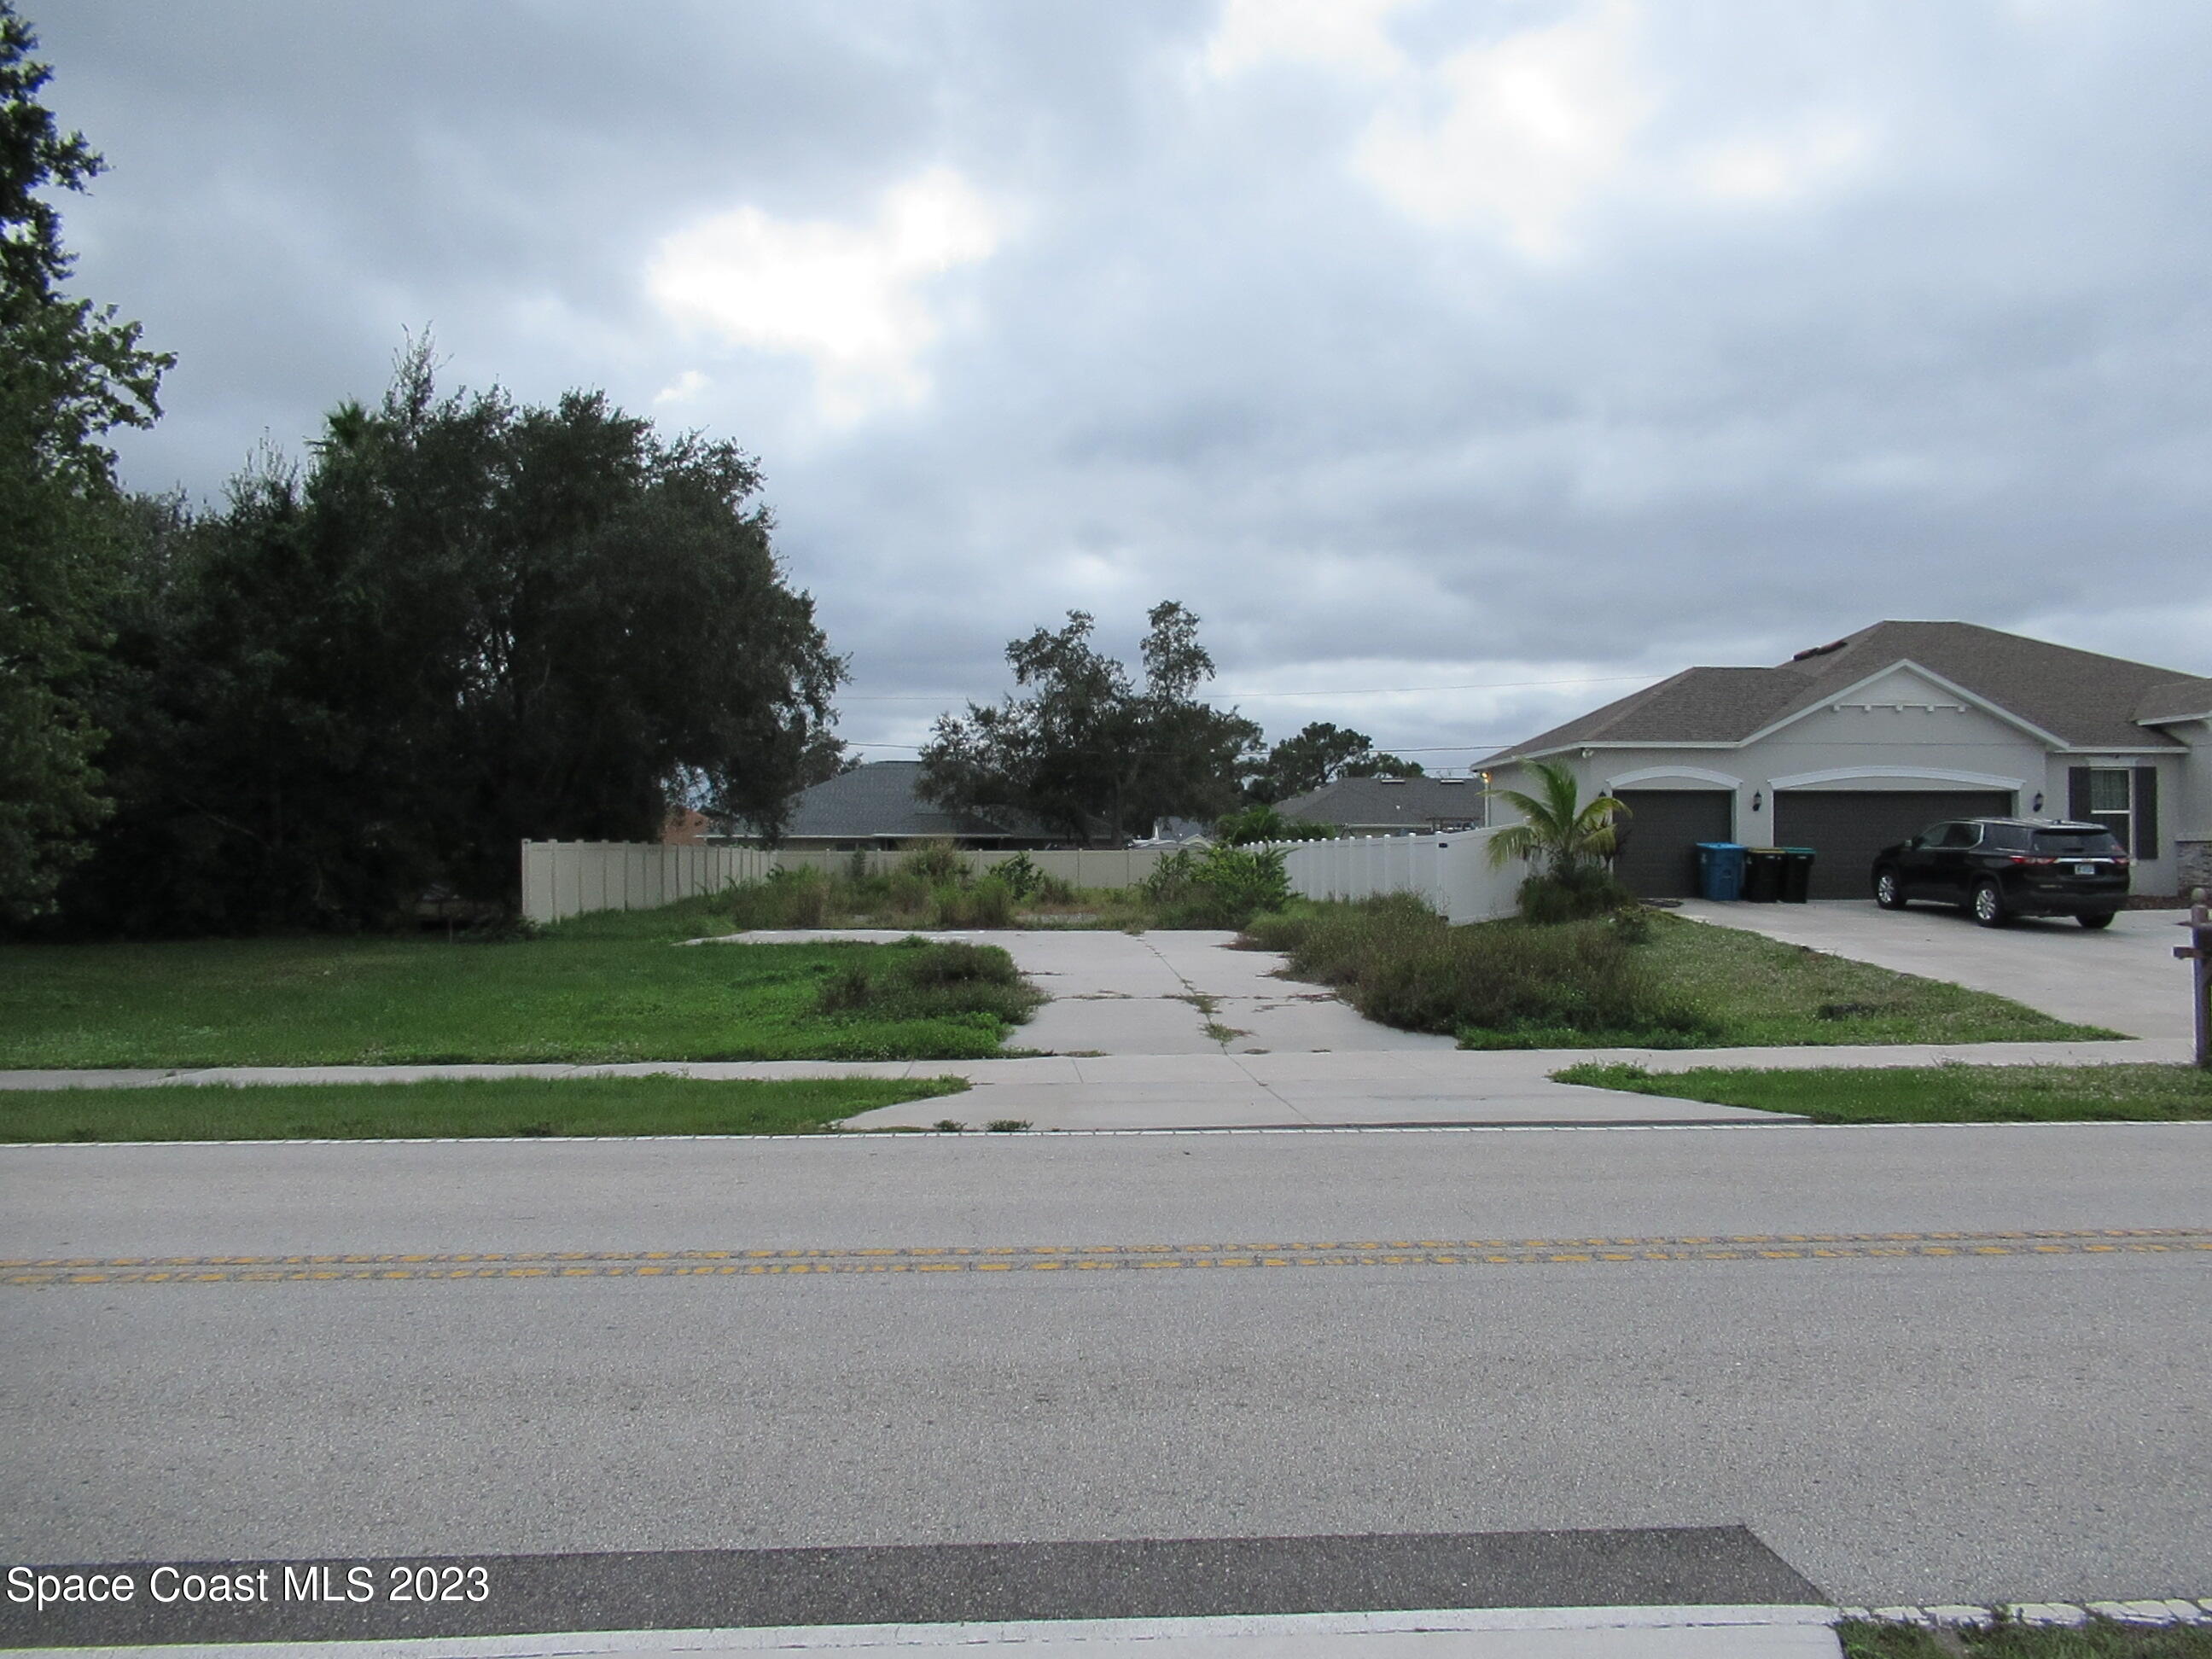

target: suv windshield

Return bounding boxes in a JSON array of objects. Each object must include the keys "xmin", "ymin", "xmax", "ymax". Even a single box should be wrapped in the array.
[{"xmin": 2031, "ymin": 829, "xmax": 2122, "ymax": 856}]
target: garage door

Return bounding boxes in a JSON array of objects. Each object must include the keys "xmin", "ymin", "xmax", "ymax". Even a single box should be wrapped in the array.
[
  {"xmin": 1610, "ymin": 790, "xmax": 1734, "ymax": 898},
  {"xmin": 1773, "ymin": 790, "xmax": 2015, "ymax": 899}
]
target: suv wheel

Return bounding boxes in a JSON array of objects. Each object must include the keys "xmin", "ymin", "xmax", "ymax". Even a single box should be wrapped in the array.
[
  {"xmin": 1970, "ymin": 881, "xmax": 2010, "ymax": 928},
  {"xmin": 2077, "ymin": 911, "xmax": 2116, "ymax": 930},
  {"xmin": 1873, "ymin": 869, "xmax": 1906, "ymax": 910}
]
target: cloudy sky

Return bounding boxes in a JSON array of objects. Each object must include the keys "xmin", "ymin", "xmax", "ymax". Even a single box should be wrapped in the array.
[{"xmin": 33, "ymin": 0, "xmax": 2212, "ymax": 769}]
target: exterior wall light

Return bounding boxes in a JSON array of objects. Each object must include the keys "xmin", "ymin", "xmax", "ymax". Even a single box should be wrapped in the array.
[
  {"xmin": 2031, "ymin": 792, "xmax": 2044, "ymax": 814},
  {"xmin": 1751, "ymin": 791, "xmax": 1764, "ymax": 812}
]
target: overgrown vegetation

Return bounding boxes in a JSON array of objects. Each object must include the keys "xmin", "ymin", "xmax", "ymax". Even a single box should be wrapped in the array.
[
  {"xmin": 725, "ymin": 842, "xmax": 1080, "ymax": 931},
  {"xmin": 1245, "ymin": 894, "xmax": 1706, "ymax": 1045},
  {"xmin": 1839, "ymin": 1614, "xmax": 2212, "ymax": 1658},
  {"xmin": 1556, "ymin": 1061, "xmax": 2212, "ymax": 1123},
  {"xmin": 1138, "ymin": 843, "xmax": 1291, "ymax": 928},
  {"xmin": 812, "ymin": 937, "xmax": 1040, "ymax": 1028},
  {"xmin": 0, "ymin": 1073, "xmax": 969, "ymax": 1143},
  {"xmin": 0, "ymin": 893, "xmax": 1040, "ymax": 1068},
  {"xmin": 1239, "ymin": 899, "xmax": 2115, "ymax": 1049}
]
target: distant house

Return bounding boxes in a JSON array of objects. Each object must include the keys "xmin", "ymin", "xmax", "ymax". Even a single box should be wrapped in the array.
[
  {"xmin": 1477, "ymin": 620, "xmax": 2212, "ymax": 899},
  {"xmin": 661, "ymin": 806, "xmax": 713, "ymax": 846},
  {"xmin": 734, "ymin": 760, "xmax": 1056, "ymax": 851},
  {"xmin": 1276, "ymin": 775, "xmax": 1487, "ymax": 836}
]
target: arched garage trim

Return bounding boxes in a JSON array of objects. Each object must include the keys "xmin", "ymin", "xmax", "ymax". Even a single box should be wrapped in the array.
[
  {"xmin": 1767, "ymin": 765, "xmax": 2027, "ymax": 792},
  {"xmin": 1604, "ymin": 765, "xmax": 1743, "ymax": 790}
]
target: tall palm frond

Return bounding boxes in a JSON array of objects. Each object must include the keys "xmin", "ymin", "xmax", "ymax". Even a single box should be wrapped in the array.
[{"xmin": 1484, "ymin": 760, "xmax": 1629, "ymax": 877}]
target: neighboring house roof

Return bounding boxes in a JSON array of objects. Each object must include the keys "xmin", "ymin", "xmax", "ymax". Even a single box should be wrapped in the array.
[
  {"xmin": 2137, "ymin": 676, "xmax": 2212, "ymax": 725},
  {"xmin": 777, "ymin": 761, "xmax": 1047, "ymax": 841},
  {"xmin": 1278, "ymin": 775, "xmax": 1487, "ymax": 830},
  {"xmin": 1479, "ymin": 621, "xmax": 2201, "ymax": 765}
]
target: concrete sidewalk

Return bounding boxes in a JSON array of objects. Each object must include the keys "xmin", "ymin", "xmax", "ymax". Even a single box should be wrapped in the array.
[
  {"xmin": 0, "ymin": 1039, "xmax": 2187, "ymax": 1130},
  {"xmin": 20, "ymin": 1607, "xmax": 1846, "ymax": 1657}
]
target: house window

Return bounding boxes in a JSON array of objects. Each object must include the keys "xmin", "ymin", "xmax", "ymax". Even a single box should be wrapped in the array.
[
  {"xmin": 2086, "ymin": 769, "xmax": 2132, "ymax": 850},
  {"xmin": 2069, "ymin": 765, "xmax": 2159, "ymax": 859}
]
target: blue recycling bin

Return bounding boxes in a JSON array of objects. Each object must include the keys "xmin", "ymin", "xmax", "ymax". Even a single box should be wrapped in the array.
[{"xmin": 1695, "ymin": 841, "xmax": 1748, "ymax": 902}]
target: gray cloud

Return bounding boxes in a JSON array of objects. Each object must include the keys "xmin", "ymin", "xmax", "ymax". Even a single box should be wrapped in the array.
[{"xmin": 34, "ymin": 0, "xmax": 2212, "ymax": 768}]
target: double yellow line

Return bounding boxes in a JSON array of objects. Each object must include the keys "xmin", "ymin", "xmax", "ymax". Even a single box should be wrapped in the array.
[{"xmin": 7, "ymin": 1228, "xmax": 2209, "ymax": 1288}]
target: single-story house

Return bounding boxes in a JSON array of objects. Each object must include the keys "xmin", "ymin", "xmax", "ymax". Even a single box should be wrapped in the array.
[
  {"xmin": 1278, "ymin": 775, "xmax": 1488, "ymax": 836},
  {"xmin": 1476, "ymin": 620, "xmax": 2212, "ymax": 900},
  {"xmin": 726, "ymin": 760, "xmax": 1056, "ymax": 851}
]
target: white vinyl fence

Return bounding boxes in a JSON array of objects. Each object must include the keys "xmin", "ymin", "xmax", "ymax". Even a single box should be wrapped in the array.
[
  {"xmin": 521, "ymin": 841, "xmax": 1178, "ymax": 923},
  {"xmin": 1277, "ymin": 829, "xmax": 1519, "ymax": 924}
]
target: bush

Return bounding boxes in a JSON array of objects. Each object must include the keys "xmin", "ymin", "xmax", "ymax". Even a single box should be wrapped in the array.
[
  {"xmin": 1140, "ymin": 844, "xmax": 1292, "ymax": 928},
  {"xmin": 1517, "ymin": 863, "xmax": 1636, "ymax": 924},
  {"xmin": 932, "ymin": 877, "xmax": 1014, "ymax": 929},
  {"xmin": 991, "ymin": 853, "xmax": 1043, "ymax": 899},
  {"xmin": 811, "ymin": 940, "xmax": 1039, "ymax": 1026},
  {"xmin": 1238, "ymin": 897, "xmax": 1708, "ymax": 1045},
  {"xmin": 899, "ymin": 840, "xmax": 967, "ymax": 885},
  {"xmin": 730, "ymin": 864, "xmax": 833, "ymax": 928}
]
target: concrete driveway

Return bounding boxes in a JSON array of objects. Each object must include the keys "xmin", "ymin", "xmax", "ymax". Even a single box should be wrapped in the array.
[
  {"xmin": 1674, "ymin": 899, "xmax": 2195, "ymax": 1039},
  {"xmin": 725, "ymin": 928, "xmax": 1457, "ymax": 1057}
]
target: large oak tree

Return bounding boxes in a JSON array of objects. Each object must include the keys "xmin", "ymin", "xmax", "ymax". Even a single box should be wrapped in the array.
[
  {"xmin": 919, "ymin": 601, "xmax": 1260, "ymax": 846},
  {"xmin": 0, "ymin": 3, "xmax": 171, "ymax": 917}
]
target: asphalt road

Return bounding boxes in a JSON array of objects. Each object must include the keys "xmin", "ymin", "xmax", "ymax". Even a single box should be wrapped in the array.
[{"xmin": 6, "ymin": 1124, "xmax": 2209, "ymax": 1620}]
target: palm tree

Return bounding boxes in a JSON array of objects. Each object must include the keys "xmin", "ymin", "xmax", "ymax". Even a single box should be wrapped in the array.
[{"xmin": 1484, "ymin": 760, "xmax": 1630, "ymax": 879}]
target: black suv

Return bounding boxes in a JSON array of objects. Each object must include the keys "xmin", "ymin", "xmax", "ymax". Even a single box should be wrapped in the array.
[{"xmin": 1872, "ymin": 818, "xmax": 2128, "ymax": 928}]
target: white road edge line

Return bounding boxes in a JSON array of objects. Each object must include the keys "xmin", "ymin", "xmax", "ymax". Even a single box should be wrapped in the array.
[{"xmin": 3, "ymin": 1121, "xmax": 2211, "ymax": 1150}]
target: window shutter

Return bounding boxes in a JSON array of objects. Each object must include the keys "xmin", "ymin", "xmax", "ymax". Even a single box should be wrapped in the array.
[
  {"xmin": 2134, "ymin": 766, "xmax": 2159, "ymax": 859},
  {"xmin": 2067, "ymin": 767, "xmax": 2091, "ymax": 822}
]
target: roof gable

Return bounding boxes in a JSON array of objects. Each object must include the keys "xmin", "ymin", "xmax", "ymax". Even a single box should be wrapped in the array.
[
  {"xmin": 1279, "ymin": 774, "xmax": 1485, "ymax": 827},
  {"xmin": 1482, "ymin": 620, "xmax": 2196, "ymax": 763},
  {"xmin": 783, "ymin": 761, "xmax": 1046, "ymax": 841}
]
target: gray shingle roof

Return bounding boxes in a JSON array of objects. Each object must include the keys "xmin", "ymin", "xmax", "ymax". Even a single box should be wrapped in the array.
[
  {"xmin": 2137, "ymin": 676, "xmax": 2212, "ymax": 725},
  {"xmin": 780, "ymin": 761, "xmax": 1046, "ymax": 841},
  {"xmin": 1479, "ymin": 621, "xmax": 2198, "ymax": 764},
  {"xmin": 1278, "ymin": 775, "xmax": 1487, "ymax": 830}
]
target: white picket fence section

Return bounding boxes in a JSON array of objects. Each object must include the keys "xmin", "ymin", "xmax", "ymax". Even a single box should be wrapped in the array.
[
  {"xmin": 520, "ymin": 841, "xmax": 1178, "ymax": 923},
  {"xmin": 1277, "ymin": 829, "xmax": 1519, "ymax": 924}
]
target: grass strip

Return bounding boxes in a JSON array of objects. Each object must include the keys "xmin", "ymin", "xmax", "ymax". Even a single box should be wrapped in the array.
[
  {"xmin": 1629, "ymin": 916, "xmax": 2116, "ymax": 1047},
  {"xmin": 0, "ymin": 1074, "xmax": 969, "ymax": 1143},
  {"xmin": 1840, "ymin": 1615, "xmax": 2212, "ymax": 1656},
  {"xmin": 0, "ymin": 896, "xmax": 1039, "ymax": 1068},
  {"xmin": 1553, "ymin": 1061, "xmax": 2212, "ymax": 1124},
  {"xmin": 1241, "ymin": 900, "xmax": 2113, "ymax": 1051}
]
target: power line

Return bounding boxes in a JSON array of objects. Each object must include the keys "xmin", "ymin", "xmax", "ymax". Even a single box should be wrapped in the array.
[{"xmin": 837, "ymin": 673, "xmax": 1649, "ymax": 703}]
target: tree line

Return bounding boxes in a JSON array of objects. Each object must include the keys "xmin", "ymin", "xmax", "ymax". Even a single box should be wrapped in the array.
[
  {"xmin": 1, "ymin": 5, "xmax": 1420, "ymax": 934},
  {"xmin": 0, "ymin": 8, "xmax": 843, "ymax": 933}
]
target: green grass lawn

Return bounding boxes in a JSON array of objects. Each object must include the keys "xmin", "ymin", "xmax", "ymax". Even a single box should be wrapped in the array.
[
  {"xmin": 1841, "ymin": 1615, "xmax": 2212, "ymax": 1657},
  {"xmin": 1555, "ymin": 1061, "xmax": 2212, "ymax": 1123},
  {"xmin": 0, "ymin": 1074, "xmax": 969, "ymax": 1142},
  {"xmin": 1625, "ymin": 913, "xmax": 2116, "ymax": 1048},
  {"xmin": 0, "ymin": 895, "xmax": 1039, "ymax": 1068}
]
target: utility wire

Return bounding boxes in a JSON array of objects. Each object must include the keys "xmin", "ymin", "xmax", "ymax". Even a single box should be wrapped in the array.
[{"xmin": 838, "ymin": 673, "xmax": 1648, "ymax": 703}]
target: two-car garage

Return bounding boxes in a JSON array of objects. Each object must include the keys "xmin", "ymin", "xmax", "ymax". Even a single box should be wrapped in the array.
[
  {"xmin": 1771, "ymin": 790, "xmax": 2015, "ymax": 899},
  {"xmin": 1610, "ymin": 787, "xmax": 2017, "ymax": 900}
]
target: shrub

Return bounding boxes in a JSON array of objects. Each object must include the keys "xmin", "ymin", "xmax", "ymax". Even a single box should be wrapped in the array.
[
  {"xmin": 812, "ymin": 940, "xmax": 1040, "ymax": 1026},
  {"xmin": 1239, "ymin": 898, "xmax": 1708, "ymax": 1045},
  {"xmin": 992, "ymin": 853, "xmax": 1043, "ymax": 899},
  {"xmin": 1517, "ymin": 863, "xmax": 1636, "ymax": 924},
  {"xmin": 899, "ymin": 840, "xmax": 967, "ymax": 885},
  {"xmin": 1140, "ymin": 844, "xmax": 1292, "ymax": 928},
  {"xmin": 932, "ymin": 877, "xmax": 1014, "ymax": 929},
  {"xmin": 730, "ymin": 864, "xmax": 834, "ymax": 928}
]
